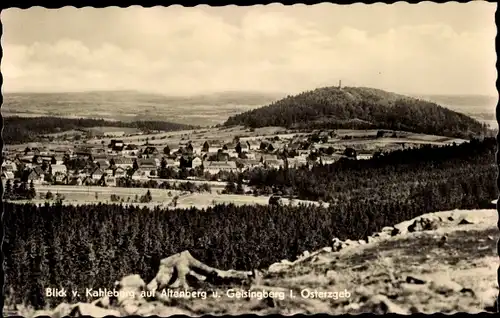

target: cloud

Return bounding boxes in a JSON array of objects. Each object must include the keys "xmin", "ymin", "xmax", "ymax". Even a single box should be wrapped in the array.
[{"xmin": 1, "ymin": 5, "xmax": 497, "ymax": 96}]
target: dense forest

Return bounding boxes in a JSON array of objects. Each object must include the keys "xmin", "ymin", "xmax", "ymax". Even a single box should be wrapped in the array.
[
  {"xmin": 239, "ymin": 137, "xmax": 497, "ymax": 204},
  {"xmin": 224, "ymin": 86, "xmax": 489, "ymax": 139},
  {"xmin": 2, "ymin": 116, "xmax": 194, "ymax": 144},
  {"xmin": 4, "ymin": 138, "xmax": 497, "ymax": 308}
]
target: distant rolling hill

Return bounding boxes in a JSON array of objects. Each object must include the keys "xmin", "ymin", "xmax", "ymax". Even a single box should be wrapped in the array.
[
  {"xmin": 412, "ymin": 94, "xmax": 497, "ymax": 129},
  {"xmin": 223, "ymin": 86, "xmax": 489, "ymax": 139},
  {"xmin": 2, "ymin": 90, "xmax": 283, "ymax": 127}
]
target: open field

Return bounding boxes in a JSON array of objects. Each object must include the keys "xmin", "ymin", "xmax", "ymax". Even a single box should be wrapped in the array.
[
  {"xmin": 34, "ymin": 185, "xmax": 182, "ymax": 204},
  {"xmin": 81, "ymin": 126, "xmax": 468, "ymax": 149},
  {"xmin": 28, "ymin": 185, "xmax": 326, "ymax": 209},
  {"xmin": 2, "ymin": 91, "xmax": 283, "ymax": 127}
]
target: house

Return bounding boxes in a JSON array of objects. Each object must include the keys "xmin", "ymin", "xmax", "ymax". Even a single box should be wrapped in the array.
[
  {"xmin": 236, "ymin": 141, "xmax": 250, "ymax": 153},
  {"xmin": 192, "ymin": 157, "xmax": 203, "ymax": 168},
  {"xmin": 104, "ymin": 131, "xmax": 125, "ymax": 137},
  {"xmin": 357, "ymin": 153, "xmax": 373, "ymax": 160},
  {"xmin": 113, "ymin": 157, "xmax": 134, "ymax": 170},
  {"xmin": 105, "ymin": 175, "xmax": 117, "ymax": 187},
  {"xmin": 246, "ymin": 140, "xmax": 260, "ymax": 150},
  {"xmin": 104, "ymin": 168, "xmax": 115, "ymax": 177},
  {"xmin": 51, "ymin": 164, "xmax": 67, "ymax": 175},
  {"xmin": 259, "ymin": 154, "xmax": 278, "ymax": 162},
  {"xmin": 264, "ymin": 159, "xmax": 285, "ymax": 169},
  {"xmin": 203, "ymin": 151, "xmax": 230, "ymax": 162},
  {"xmin": 20, "ymin": 155, "xmax": 34, "ymax": 164},
  {"xmin": 206, "ymin": 142, "xmax": 223, "ymax": 153},
  {"xmin": 205, "ymin": 161, "xmax": 237, "ymax": 174},
  {"xmin": 54, "ymin": 172, "xmax": 66, "ymax": 183},
  {"xmin": 238, "ymin": 159, "xmax": 262, "ymax": 170},
  {"xmin": 226, "ymin": 149, "xmax": 239, "ymax": 158},
  {"xmin": 95, "ymin": 159, "xmax": 110, "ymax": 170},
  {"xmin": 143, "ymin": 146, "xmax": 159, "ymax": 156},
  {"xmin": 223, "ymin": 142, "xmax": 237, "ymax": 152},
  {"xmin": 92, "ymin": 147, "xmax": 107, "ymax": 155},
  {"xmin": 91, "ymin": 168, "xmax": 105, "ymax": 181},
  {"xmin": 2, "ymin": 160, "xmax": 17, "ymax": 172},
  {"xmin": 138, "ymin": 158, "xmax": 157, "ymax": 174},
  {"xmin": 109, "ymin": 139, "xmax": 124, "ymax": 148},
  {"xmin": 93, "ymin": 153, "xmax": 108, "ymax": 161},
  {"xmin": 27, "ymin": 168, "xmax": 44, "ymax": 185},
  {"xmin": 53, "ymin": 147, "xmax": 71, "ymax": 155},
  {"xmin": 109, "ymin": 140, "xmax": 125, "ymax": 152},
  {"xmin": 75, "ymin": 148, "xmax": 93, "ymax": 160},
  {"xmin": 166, "ymin": 158, "xmax": 179, "ymax": 168},
  {"xmin": 64, "ymin": 175, "xmax": 83, "ymax": 186},
  {"xmin": 243, "ymin": 152, "xmax": 256, "ymax": 160},
  {"xmin": 1, "ymin": 171, "xmax": 15, "ymax": 180},
  {"xmin": 319, "ymin": 156, "xmax": 339, "ymax": 165},
  {"xmin": 288, "ymin": 157, "xmax": 308, "ymax": 168},
  {"xmin": 81, "ymin": 176, "xmax": 94, "ymax": 186},
  {"xmin": 114, "ymin": 167, "xmax": 127, "ymax": 178},
  {"xmin": 123, "ymin": 144, "xmax": 139, "ymax": 156}
]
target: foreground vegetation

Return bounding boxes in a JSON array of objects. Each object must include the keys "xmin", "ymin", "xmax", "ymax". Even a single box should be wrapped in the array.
[
  {"xmin": 4, "ymin": 137, "xmax": 497, "ymax": 309},
  {"xmin": 2, "ymin": 116, "xmax": 195, "ymax": 144},
  {"xmin": 224, "ymin": 86, "xmax": 489, "ymax": 139}
]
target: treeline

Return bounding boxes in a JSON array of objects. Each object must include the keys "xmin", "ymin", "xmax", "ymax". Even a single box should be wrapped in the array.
[
  {"xmin": 2, "ymin": 116, "xmax": 194, "ymax": 144},
  {"xmin": 224, "ymin": 86, "xmax": 488, "ymax": 139},
  {"xmin": 115, "ymin": 177, "xmax": 212, "ymax": 193},
  {"xmin": 240, "ymin": 138, "xmax": 496, "ymax": 204}
]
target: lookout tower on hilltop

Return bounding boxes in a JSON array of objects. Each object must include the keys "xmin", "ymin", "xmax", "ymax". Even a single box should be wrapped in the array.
[{"xmin": 338, "ymin": 80, "xmax": 342, "ymax": 89}]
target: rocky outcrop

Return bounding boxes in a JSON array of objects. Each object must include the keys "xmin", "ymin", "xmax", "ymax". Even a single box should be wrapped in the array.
[
  {"xmin": 407, "ymin": 215, "xmax": 442, "ymax": 232},
  {"xmin": 34, "ymin": 209, "xmax": 493, "ymax": 317}
]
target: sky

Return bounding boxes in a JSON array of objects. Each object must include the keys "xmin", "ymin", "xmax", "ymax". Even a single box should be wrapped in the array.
[{"xmin": 1, "ymin": 2, "xmax": 497, "ymax": 96}]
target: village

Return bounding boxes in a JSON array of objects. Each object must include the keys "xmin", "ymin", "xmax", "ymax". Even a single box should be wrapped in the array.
[
  {"xmin": 2, "ymin": 124, "xmax": 467, "ymax": 207},
  {"xmin": 2, "ymin": 128, "xmax": 360, "ymax": 185}
]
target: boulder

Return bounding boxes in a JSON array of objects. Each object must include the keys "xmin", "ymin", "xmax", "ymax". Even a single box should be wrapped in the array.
[
  {"xmin": 458, "ymin": 218, "xmax": 474, "ymax": 225},
  {"xmin": 325, "ymin": 270, "xmax": 340, "ymax": 283},
  {"xmin": 360, "ymin": 295, "xmax": 408, "ymax": 314},
  {"xmin": 51, "ymin": 302, "xmax": 74, "ymax": 318},
  {"xmin": 118, "ymin": 274, "xmax": 146, "ymax": 290},
  {"xmin": 69, "ymin": 303, "xmax": 121, "ymax": 317},
  {"xmin": 332, "ymin": 238, "xmax": 343, "ymax": 252},
  {"xmin": 148, "ymin": 251, "xmax": 253, "ymax": 292},
  {"xmin": 33, "ymin": 310, "xmax": 53, "ymax": 317},
  {"xmin": 405, "ymin": 275, "xmax": 427, "ymax": 285},
  {"xmin": 135, "ymin": 302, "xmax": 158, "ymax": 316},
  {"xmin": 153, "ymin": 305, "xmax": 192, "ymax": 316},
  {"xmin": 390, "ymin": 227, "xmax": 401, "ymax": 236},
  {"xmin": 122, "ymin": 303, "xmax": 140, "ymax": 315},
  {"xmin": 381, "ymin": 226, "xmax": 395, "ymax": 234},
  {"xmin": 268, "ymin": 262, "xmax": 292, "ymax": 274},
  {"xmin": 428, "ymin": 277, "xmax": 463, "ymax": 295},
  {"xmin": 91, "ymin": 296, "xmax": 110, "ymax": 308},
  {"xmin": 408, "ymin": 216, "xmax": 441, "ymax": 232}
]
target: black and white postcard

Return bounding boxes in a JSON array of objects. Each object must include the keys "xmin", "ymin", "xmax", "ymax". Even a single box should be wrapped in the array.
[{"xmin": 1, "ymin": 2, "xmax": 498, "ymax": 316}]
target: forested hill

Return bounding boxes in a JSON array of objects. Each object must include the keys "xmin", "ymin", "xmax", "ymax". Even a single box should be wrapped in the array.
[
  {"xmin": 2, "ymin": 116, "xmax": 195, "ymax": 145},
  {"xmin": 224, "ymin": 86, "xmax": 488, "ymax": 139}
]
